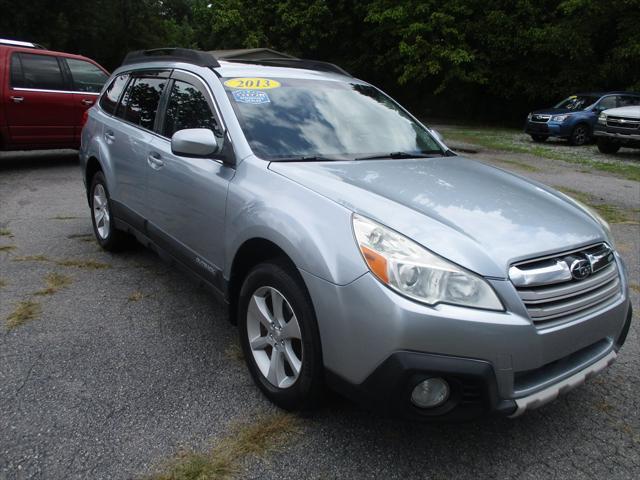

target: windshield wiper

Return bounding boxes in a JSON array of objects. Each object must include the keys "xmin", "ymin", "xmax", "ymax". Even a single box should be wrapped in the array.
[
  {"xmin": 354, "ymin": 150, "xmax": 444, "ymax": 161},
  {"xmin": 274, "ymin": 155, "xmax": 346, "ymax": 162}
]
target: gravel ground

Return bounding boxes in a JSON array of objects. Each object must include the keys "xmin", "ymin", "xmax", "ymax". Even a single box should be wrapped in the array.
[{"xmin": 0, "ymin": 146, "xmax": 638, "ymax": 480}]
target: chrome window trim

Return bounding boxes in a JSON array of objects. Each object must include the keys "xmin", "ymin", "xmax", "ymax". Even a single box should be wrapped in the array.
[{"xmin": 12, "ymin": 87, "xmax": 100, "ymax": 96}]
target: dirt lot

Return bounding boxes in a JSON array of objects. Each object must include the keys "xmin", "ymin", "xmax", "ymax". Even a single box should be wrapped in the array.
[{"xmin": 1, "ymin": 140, "xmax": 639, "ymax": 479}]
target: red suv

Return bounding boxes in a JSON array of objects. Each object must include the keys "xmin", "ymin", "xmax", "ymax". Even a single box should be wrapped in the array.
[{"xmin": 0, "ymin": 39, "xmax": 109, "ymax": 150}]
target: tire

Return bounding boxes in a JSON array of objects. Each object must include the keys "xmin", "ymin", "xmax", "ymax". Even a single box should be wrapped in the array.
[
  {"xmin": 530, "ymin": 134, "xmax": 548, "ymax": 143},
  {"xmin": 89, "ymin": 171, "xmax": 128, "ymax": 251},
  {"xmin": 238, "ymin": 259, "xmax": 324, "ymax": 411},
  {"xmin": 569, "ymin": 124, "xmax": 590, "ymax": 146},
  {"xmin": 597, "ymin": 138, "xmax": 620, "ymax": 154}
]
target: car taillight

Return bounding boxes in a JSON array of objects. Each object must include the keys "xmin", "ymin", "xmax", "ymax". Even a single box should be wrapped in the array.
[{"xmin": 80, "ymin": 109, "xmax": 90, "ymax": 128}]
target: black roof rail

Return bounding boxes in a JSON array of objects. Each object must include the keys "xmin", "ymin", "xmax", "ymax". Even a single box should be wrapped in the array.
[
  {"xmin": 122, "ymin": 48, "xmax": 220, "ymax": 68},
  {"xmin": 223, "ymin": 57, "xmax": 351, "ymax": 76}
]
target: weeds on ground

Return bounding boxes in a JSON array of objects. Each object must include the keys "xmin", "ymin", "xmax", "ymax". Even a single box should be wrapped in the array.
[
  {"xmin": 149, "ymin": 413, "xmax": 300, "ymax": 480},
  {"xmin": 51, "ymin": 215, "xmax": 79, "ymax": 220},
  {"xmin": 0, "ymin": 245, "xmax": 16, "ymax": 252},
  {"xmin": 128, "ymin": 291, "xmax": 144, "ymax": 302},
  {"xmin": 33, "ymin": 272, "xmax": 73, "ymax": 296},
  {"xmin": 0, "ymin": 228, "xmax": 12, "ymax": 237},
  {"xmin": 224, "ymin": 342, "xmax": 244, "ymax": 361},
  {"xmin": 55, "ymin": 259, "xmax": 110, "ymax": 270},
  {"xmin": 0, "ymin": 278, "xmax": 7, "ymax": 288},
  {"xmin": 6, "ymin": 300, "xmax": 42, "ymax": 330}
]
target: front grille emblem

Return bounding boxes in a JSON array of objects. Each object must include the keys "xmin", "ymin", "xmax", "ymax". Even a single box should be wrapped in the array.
[{"xmin": 569, "ymin": 257, "xmax": 591, "ymax": 281}]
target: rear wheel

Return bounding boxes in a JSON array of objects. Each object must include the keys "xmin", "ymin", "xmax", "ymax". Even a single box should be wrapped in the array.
[
  {"xmin": 569, "ymin": 124, "xmax": 590, "ymax": 146},
  {"xmin": 238, "ymin": 259, "xmax": 324, "ymax": 410},
  {"xmin": 90, "ymin": 171, "xmax": 128, "ymax": 251},
  {"xmin": 597, "ymin": 138, "xmax": 621, "ymax": 154},
  {"xmin": 530, "ymin": 134, "xmax": 548, "ymax": 143}
]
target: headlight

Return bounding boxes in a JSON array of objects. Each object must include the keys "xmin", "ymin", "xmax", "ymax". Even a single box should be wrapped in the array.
[
  {"xmin": 552, "ymin": 114, "xmax": 569, "ymax": 122},
  {"xmin": 352, "ymin": 214, "xmax": 503, "ymax": 310},
  {"xmin": 598, "ymin": 113, "xmax": 607, "ymax": 125}
]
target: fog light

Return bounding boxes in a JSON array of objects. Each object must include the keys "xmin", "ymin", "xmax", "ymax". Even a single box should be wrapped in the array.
[{"xmin": 411, "ymin": 378, "xmax": 450, "ymax": 408}]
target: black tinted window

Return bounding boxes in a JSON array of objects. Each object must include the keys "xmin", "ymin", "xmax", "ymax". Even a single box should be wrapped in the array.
[
  {"xmin": 100, "ymin": 74, "xmax": 129, "ymax": 115},
  {"xmin": 66, "ymin": 58, "xmax": 108, "ymax": 93},
  {"xmin": 163, "ymin": 80, "xmax": 219, "ymax": 137},
  {"xmin": 119, "ymin": 77, "xmax": 166, "ymax": 130},
  {"xmin": 11, "ymin": 53, "xmax": 65, "ymax": 90},
  {"xmin": 619, "ymin": 96, "xmax": 640, "ymax": 107}
]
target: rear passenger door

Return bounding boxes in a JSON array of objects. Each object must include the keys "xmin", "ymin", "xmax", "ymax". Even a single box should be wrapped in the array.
[
  {"xmin": 99, "ymin": 70, "xmax": 170, "ymax": 223},
  {"xmin": 6, "ymin": 51, "xmax": 76, "ymax": 147},
  {"xmin": 147, "ymin": 70, "xmax": 234, "ymax": 284},
  {"xmin": 63, "ymin": 57, "xmax": 109, "ymax": 143}
]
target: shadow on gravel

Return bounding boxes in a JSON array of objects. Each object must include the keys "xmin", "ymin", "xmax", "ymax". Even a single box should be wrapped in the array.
[{"xmin": 0, "ymin": 149, "xmax": 78, "ymax": 171}]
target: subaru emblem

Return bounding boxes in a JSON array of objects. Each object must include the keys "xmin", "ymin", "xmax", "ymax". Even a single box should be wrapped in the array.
[{"xmin": 570, "ymin": 258, "xmax": 591, "ymax": 281}]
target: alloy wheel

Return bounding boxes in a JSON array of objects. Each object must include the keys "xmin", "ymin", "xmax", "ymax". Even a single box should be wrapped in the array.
[
  {"xmin": 246, "ymin": 286, "xmax": 303, "ymax": 389},
  {"xmin": 92, "ymin": 184, "xmax": 111, "ymax": 240}
]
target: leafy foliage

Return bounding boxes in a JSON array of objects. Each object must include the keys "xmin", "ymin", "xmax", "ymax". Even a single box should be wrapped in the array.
[{"xmin": 1, "ymin": 0, "xmax": 638, "ymax": 121}]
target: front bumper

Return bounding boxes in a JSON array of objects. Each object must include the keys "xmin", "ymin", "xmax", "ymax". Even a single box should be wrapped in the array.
[
  {"xmin": 524, "ymin": 120, "xmax": 572, "ymax": 138},
  {"xmin": 593, "ymin": 124, "xmax": 640, "ymax": 144},
  {"xmin": 301, "ymin": 265, "xmax": 632, "ymax": 420}
]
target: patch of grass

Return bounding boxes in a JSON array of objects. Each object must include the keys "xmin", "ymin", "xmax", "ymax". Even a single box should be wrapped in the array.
[
  {"xmin": 51, "ymin": 215, "xmax": 79, "ymax": 220},
  {"xmin": 149, "ymin": 413, "xmax": 300, "ymax": 480},
  {"xmin": 224, "ymin": 342, "xmax": 244, "ymax": 361},
  {"xmin": 6, "ymin": 300, "xmax": 42, "ymax": 330},
  {"xmin": 492, "ymin": 158, "xmax": 541, "ymax": 172},
  {"xmin": 13, "ymin": 255, "xmax": 51, "ymax": 262},
  {"xmin": 630, "ymin": 284, "xmax": 640, "ymax": 293},
  {"xmin": 0, "ymin": 278, "xmax": 7, "ymax": 288},
  {"xmin": 441, "ymin": 126, "xmax": 640, "ymax": 182},
  {"xmin": 33, "ymin": 272, "xmax": 73, "ymax": 296},
  {"xmin": 0, "ymin": 245, "xmax": 16, "ymax": 252},
  {"xmin": 553, "ymin": 186, "xmax": 636, "ymax": 224},
  {"xmin": 128, "ymin": 291, "xmax": 144, "ymax": 302},
  {"xmin": 54, "ymin": 259, "xmax": 111, "ymax": 269},
  {"xmin": 67, "ymin": 233, "xmax": 94, "ymax": 240},
  {"xmin": 0, "ymin": 228, "xmax": 12, "ymax": 237}
]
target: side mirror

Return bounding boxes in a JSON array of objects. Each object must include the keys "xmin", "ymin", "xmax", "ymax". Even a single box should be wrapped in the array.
[{"xmin": 171, "ymin": 128, "xmax": 220, "ymax": 157}]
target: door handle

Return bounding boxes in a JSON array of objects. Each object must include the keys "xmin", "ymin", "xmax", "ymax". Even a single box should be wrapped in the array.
[
  {"xmin": 147, "ymin": 152, "xmax": 164, "ymax": 169},
  {"xmin": 10, "ymin": 96, "xmax": 24, "ymax": 103},
  {"xmin": 81, "ymin": 99, "xmax": 94, "ymax": 106},
  {"xmin": 104, "ymin": 131, "xmax": 115, "ymax": 142}
]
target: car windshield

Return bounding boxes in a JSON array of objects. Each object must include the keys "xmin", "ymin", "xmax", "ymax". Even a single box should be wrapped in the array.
[
  {"xmin": 222, "ymin": 77, "xmax": 442, "ymax": 160},
  {"xmin": 554, "ymin": 95, "xmax": 599, "ymax": 111}
]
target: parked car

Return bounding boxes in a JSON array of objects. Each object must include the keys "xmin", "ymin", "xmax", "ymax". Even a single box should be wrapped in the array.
[
  {"xmin": 593, "ymin": 105, "xmax": 640, "ymax": 154},
  {"xmin": 0, "ymin": 38, "xmax": 109, "ymax": 151},
  {"xmin": 524, "ymin": 92, "xmax": 640, "ymax": 145},
  {"xmin": 80, "ymin": 48, "xmax": 632, "ymax": 420}
]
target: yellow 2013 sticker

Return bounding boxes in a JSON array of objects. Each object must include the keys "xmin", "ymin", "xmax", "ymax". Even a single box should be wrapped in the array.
[{"xmin": 224, "ymin": 78, "xmax": 281, "ymax": 89}]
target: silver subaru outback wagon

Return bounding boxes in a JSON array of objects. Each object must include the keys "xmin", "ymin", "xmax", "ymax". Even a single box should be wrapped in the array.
[{"xmin": 80, "ymin": 48, "xmax": 632, "ymax": 420}]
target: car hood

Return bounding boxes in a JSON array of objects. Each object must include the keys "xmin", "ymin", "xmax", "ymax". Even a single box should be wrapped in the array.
[
  {"xmin": 269, "ymin": 157, "xmax": 605, "ymax": 278},
  {"xmin": 603, "ymin": 105, "xmax": 640, "ymax": 118}
]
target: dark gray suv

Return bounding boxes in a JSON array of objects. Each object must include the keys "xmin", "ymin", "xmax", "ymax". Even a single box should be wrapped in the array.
[{"xmin": 80, "ymin": 48, "xmax": 632, "ymax": 420}]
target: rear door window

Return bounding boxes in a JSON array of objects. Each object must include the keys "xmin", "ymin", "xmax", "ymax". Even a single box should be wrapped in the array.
[
  {"xmin": 163, "ymin": 80, "xmax": 220, "ymax": 137},
  {"xmin": 66, "ymin": 58, "xmax": 108, "ymax": 93},
  {"xmin": 10, "ymin": 53, "xmax": 67, "ymax": 91},
  {"xmin": 118, "ymin": 76, "xmax": 167, "ymax": 131},
  {"xmin": 100, "ymin": 74, "xmax": 129, "ymax": 115}
]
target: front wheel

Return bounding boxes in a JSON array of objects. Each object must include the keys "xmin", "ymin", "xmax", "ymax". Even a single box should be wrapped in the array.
[
  {"xmin": 597, "ymin": 138, "xmax": 621, "ymax": 154},
  {"xmin": 569, "ymin": 124, "xmax": 590, "ymax": 146},
  {"xmin": 238, "ymin": 260, "xmax": 325, "ymax": 410},
  {"xmin": 89, "ymin": 171, "xmax": 128, "ymax": 251}
]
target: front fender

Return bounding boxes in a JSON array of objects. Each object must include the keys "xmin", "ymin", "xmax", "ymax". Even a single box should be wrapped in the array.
[{"xmin": 224, "ymin": 159, "xmax": 368, "ymax": 285}]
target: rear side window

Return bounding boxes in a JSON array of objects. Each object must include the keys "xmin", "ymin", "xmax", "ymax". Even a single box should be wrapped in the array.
[
  {"xmin": 163, "ymin": 80, "xmax": 220, "ymax": 137},
  {"xmin": 99, "ymin": 74, "xmax": 129, "ymax": 115},
  {"xmin": 118, "ymin": 77, "xmax": 167, "ymax": 130},
  {"xmin": 10, "ymin": 53, "xmax": 66, "ymax": 90},
  {"xmin": 66, "ymin": 58, "xmax": 108, "ymax": 93}
]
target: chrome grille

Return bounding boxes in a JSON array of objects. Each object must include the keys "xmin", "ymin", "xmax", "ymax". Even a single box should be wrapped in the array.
[
  {"xmin": 606, "ymin": 116, "xmax": 640, "ymax": 130},
  {"xmin": 510, "ymin": 244, "xmax": 621, "ymax": 327}
]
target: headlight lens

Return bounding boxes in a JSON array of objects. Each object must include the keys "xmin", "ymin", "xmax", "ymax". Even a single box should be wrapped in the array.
[
  {"xmin": 552, "ymin": 114, "xmax": 569, "ymax": 122},
  {"xmin": 598, "ymin": 113, "xmax": 607, "ymax": 124},
  {"xmin": 352, "ymin": 214, "xmax": 503, "ymax": 310}
]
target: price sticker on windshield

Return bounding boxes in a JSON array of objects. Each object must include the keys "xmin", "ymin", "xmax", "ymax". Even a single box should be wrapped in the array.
[{"xmin": 224, "ymin": 78, "xmax": 281, "ymax": 89}]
